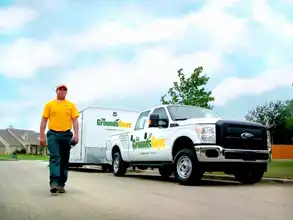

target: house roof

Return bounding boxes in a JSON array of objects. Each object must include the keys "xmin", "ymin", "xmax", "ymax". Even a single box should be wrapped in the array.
[
  {"xmin": 0, "ymin": 129, "xmax": 22, "ymax": 146},
  {"xmin": 7, "ymin": 128, "xmax": 40, "ymax": 145}
]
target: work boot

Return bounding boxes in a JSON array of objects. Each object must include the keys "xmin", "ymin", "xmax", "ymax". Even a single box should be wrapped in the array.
[
  {"xmin": 58, "ymin": 186, "xmax": 66, "ymax": 193},
  {"xmin": 50, "ymin": 185, "xmax": 58, "ymax": 193}
]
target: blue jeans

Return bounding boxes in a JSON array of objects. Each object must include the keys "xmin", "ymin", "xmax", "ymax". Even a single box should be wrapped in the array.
[{"xmin": 47, "ymin": 130, "xmax": 73, "ymax": 187}]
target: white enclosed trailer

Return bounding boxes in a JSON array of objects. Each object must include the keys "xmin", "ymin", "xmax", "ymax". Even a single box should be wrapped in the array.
[{"xmin": 69, "ymin": 106, "xmax": 139, "ymax": 170}]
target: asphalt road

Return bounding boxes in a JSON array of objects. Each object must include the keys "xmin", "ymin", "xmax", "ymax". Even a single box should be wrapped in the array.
[{"xmin": 0, "ymin": 161, "xmax": 292, "ymax": 220}]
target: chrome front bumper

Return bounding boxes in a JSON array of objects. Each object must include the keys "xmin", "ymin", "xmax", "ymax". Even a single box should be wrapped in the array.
[{"xmin": 195, "ymin": 145, "xmax": 270, "ymax": 163}]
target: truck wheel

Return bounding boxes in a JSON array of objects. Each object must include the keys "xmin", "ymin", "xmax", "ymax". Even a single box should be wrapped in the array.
[
  {"xmin": 112, "ymin": 152, "xmax": 127, "ymax": 177},
  {"xmin": 234, "ymin": 169, "xmax": 265, "ymax": 184},
  {"xmin": 174, "ymin": 148, "xmax": 203, "ymax": 185},
  {"xmin": 159, "ymin": 166, "xmax": 173, "ymax": 179}
]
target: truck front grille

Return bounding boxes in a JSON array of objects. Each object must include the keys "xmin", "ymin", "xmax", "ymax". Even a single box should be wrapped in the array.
[{"xmin": 216, "ymin": 120, "xmax": 268, "ymax": 150}]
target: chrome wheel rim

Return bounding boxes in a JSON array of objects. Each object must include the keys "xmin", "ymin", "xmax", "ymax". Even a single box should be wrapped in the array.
[
  {"xmin": 113, "ymin": 156, "xmax": 120, "ymax": 173},
  {"xmin": 177, "ymin": 156, "xmax": 192, "ymax": 179}
]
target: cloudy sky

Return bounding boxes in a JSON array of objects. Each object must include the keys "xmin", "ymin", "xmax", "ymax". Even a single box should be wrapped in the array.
[{"xmin": 0, "ymin": 0, "xmax": 292, "ymax": 131}]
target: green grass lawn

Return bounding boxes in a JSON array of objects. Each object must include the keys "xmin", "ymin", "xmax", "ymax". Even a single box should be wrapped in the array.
[
  {"xmin": 0, "ymin": 154, "xmax": 49, "ymax": 161},
  {"xmin": 213, "ymin": 160, "xmax": 293, "ymax": 179},
  {"xmin": 264, "ymin": 160, "xmax": 293, "ymax": 179}
]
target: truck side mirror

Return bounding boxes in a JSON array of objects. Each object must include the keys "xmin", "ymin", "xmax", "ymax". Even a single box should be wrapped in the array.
[{"xmin": 149, "ymin": 114, "xmax": 159, "ymax": 127}]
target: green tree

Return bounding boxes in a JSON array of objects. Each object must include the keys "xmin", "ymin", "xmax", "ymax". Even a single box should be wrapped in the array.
[
  {"xmin": 245, "ymin": 100, "xmax": 288, "ymax": 143},
  {"xmin": 283, "ymin": 99, "xmax": 293, "ymax": 130},
  {"xmin": 160, "ymin": 67, "xmax": 215, "ymax": 109}
]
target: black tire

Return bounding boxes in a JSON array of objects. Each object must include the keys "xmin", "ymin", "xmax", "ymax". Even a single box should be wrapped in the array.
[
  {"xmin": 234, "ymin": 169, "xmax": 265, "ymax": 184},
  {"xmin": 174, "ymin": 148, "xmax": 203, "ymax": 185},
  {"xmin": 112, "ymin": 152, "xmax": 127, "ymax": 177},
  {"xmin": 159, "ymin": 166, "xmax": 173, "ymax": 179}
]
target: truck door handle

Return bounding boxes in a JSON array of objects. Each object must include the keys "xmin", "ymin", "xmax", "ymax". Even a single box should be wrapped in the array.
[
  {"xmin": 130, "ymin": 135, "xmax": 133, "ymax": 141},
  {"xmin": 144, "ymin": 133, "xmax": 147, "ymax": 139}
]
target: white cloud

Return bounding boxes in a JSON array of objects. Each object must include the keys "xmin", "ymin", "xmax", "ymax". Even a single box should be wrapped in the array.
[
  {"xmin": 0, "ymin": 1, "xmax": 245, "ymax": 78},
  {"xmin": 59, "ymin": 47, "xmax": 225, "ymax": 105},
  {"xmin": 14, "ymin": 0, "xmax": 62, "ymax": 11},
  {"xmin": 52, "ymin": 0, "xmax": 247, "ymax": 105},
  {"xmin": 0, "ymin": 101, "xmax": 35, "ymax": 128},
  {"xmin": 279, "ymin": 0, "xmax": 293, "ymax": 5},
  {"xmin": 2, "ymin": 0, "xmax": 293, "ymax": 131},
  {"xmin": 251, "ymin": 0, "xmax": 293, "ymax": 38},
  {"xmin": 0, "ymin": 38, "xmax": 69, "ymax": 78},
  {"xmin": 213, "ymin": 64, "xmax": 293, "ymax": 106},
  {"xmin": 0, "ymin": 0, "xmax": 246, "ymax": 78},
  {"xmin": 0, "ymin": 6, "xmax": 39, "ymax": 32},
  {"xmin": 60, "ymin": 18, "xmax": 189, "ymax": 51},
  {"xmin": 59, "ymin": 0, "xmax": 247, "ymax": 54},
  {"xmin": 211, "ymin": 0, "xmax": 293, "ymax": 106}
]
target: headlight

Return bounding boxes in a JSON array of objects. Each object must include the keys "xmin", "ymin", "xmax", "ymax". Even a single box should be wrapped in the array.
[{"xmin": 195, "ymin": 124, "xmax": 216, "ymax": 144}]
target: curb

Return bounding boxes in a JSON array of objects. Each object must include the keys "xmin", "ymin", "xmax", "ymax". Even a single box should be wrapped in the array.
[
  {"xmin": 0, "ymin": 158, "xmax": 17, "ymax": 161},
  {"xmin": 133, "ymin": 169, "xmax": 293, "ymax": 183},
  {"xmin": 0, "ymin": 158, "xmax": 48, "ymax": 162},
  {"xmin": 204, "ymin": 174, "xmax": 293, "ymax": 184}
]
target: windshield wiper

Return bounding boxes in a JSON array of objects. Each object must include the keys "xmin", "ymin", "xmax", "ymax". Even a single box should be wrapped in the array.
[{"xmin": 174, "ymin": 118, "xmax": 189, "ymax": 121}]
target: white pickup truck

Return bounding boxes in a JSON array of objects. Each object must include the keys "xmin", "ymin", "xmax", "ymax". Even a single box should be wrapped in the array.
[{"xmin": 105, "ymin": 104, "xmax": 271, "ymax": 185}]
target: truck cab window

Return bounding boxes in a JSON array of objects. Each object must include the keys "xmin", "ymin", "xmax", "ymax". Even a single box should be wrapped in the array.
[
  {"xmin": 134, "ymin": 110, "xmax": 150, "ymax": 130},
  {"xmin": 152, "ymin": 107, "xmax": 169, "ymax": 128}
]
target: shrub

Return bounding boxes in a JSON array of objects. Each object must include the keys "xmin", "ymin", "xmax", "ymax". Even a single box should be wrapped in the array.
[{"xmin": 15, "ymin": 148, "xmax": 27, "ymax": 154}]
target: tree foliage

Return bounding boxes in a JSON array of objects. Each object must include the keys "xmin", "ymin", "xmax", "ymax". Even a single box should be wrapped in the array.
[
  {"xmin": 283, "ymin": 99, "xmax": 293, "ymax": 130},
  {"xmin": 160, "ymin": 67, "xmax": 215, "ymax": 109},
  {"xmin": 245, "ymin": 100, "xmax": 287, "ymax": 132},
  {"xmin": 245, "ymin": 99, "xmax": 293, "ymax": 144}
]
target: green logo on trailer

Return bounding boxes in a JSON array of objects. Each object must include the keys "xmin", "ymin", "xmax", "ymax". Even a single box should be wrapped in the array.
[{"xmin": 97, "ymin": 118, "xmax": 132, "ymax": 128}]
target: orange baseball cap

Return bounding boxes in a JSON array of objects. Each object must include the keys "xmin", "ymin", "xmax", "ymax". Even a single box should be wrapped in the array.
[{"xmin": 56, "ymin": 84, "xmax": 68, "ymax": 91}]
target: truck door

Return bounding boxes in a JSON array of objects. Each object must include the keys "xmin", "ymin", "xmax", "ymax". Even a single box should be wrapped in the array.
[
  {"xmin": 130, "ymin": 110, "xmax": 151, "ymax": 161},
  {"xmin": 146, "ymin": 107, "xmax": 170, "ymax": 161}
]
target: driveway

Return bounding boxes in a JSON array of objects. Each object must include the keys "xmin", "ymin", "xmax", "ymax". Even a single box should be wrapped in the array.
[{"xmin": 0, "ymin": 161, "xmax": 292, "ymax": 220}]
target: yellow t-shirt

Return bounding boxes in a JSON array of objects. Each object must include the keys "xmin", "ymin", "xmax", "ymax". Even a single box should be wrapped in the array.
[{"xmin": 42, "ymin": 100, "xmax": 79, "ymax": 131}]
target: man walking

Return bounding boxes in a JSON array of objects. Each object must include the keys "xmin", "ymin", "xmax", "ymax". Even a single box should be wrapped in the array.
[{"xmin": 40, "ymin": 84, "xmax": 79, "ymax": 193}]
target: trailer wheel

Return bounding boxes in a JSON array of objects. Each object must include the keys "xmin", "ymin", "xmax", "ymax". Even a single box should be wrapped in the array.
[{"xmin": 112, "ymin": 152, "xmax": 127, "ymax": 177}]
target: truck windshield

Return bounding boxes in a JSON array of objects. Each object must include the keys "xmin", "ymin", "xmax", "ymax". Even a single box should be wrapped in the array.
[{"xmin": 167, "ymin": 105, "xmax": 222, "ymax": 121}]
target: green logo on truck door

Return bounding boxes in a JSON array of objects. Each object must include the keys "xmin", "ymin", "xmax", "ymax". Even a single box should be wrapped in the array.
[
  {"xmin": 132, "ymin": 134, "xmax": 152, "ymax": 149},
  {"xmin": 132, "ymin": 133, "xmax": 166, "ymax": 150},
  {"xmin": 97, "ymin": 118, "xmax": 132, "ymax": 128}
]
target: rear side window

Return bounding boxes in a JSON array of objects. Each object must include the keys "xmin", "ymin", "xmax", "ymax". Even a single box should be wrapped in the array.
[
  {"xmin": 134, "ymin": 110, "xmax": 150, "ymax": 130},
  {"xmin": 152, "ymin": 107, "xmax": 168, "ymax": 119}
]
